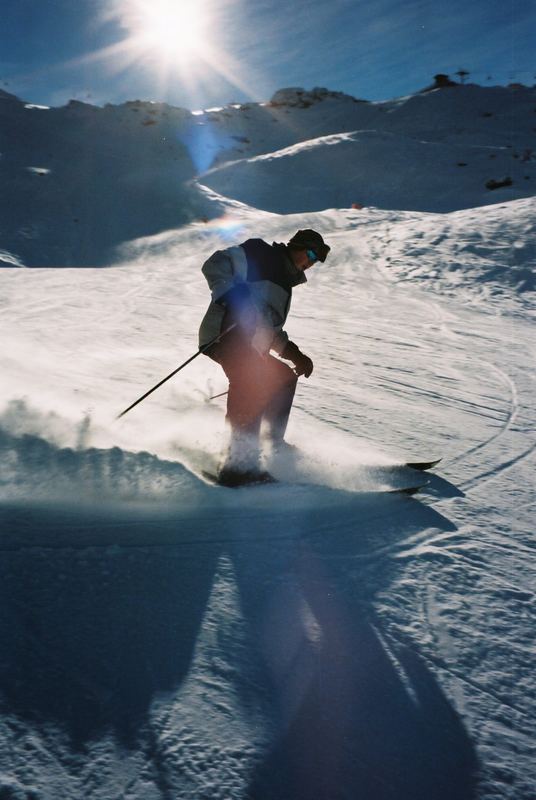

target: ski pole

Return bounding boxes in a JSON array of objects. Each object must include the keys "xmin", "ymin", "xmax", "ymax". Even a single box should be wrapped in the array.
[{"xmin": 116, "ymin": 323, "xmax": 237, "ymax": 420}]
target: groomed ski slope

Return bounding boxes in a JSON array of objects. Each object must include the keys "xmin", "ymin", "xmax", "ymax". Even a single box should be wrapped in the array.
[{"xmin": 1, "ymin": 194, "xmax": 535, "ymax": 799}]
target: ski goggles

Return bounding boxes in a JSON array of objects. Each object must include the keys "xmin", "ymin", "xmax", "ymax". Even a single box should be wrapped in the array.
[{"xmin": 306, "ymin": 249, "xmax": 319, "ymax": 264}]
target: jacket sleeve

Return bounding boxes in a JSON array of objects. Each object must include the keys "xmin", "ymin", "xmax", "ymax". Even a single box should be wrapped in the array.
[
  {"xmin": 245, "ymin": 286, "xmax": 290, "ymax": 356},
  {"xmin": 201, "ymin": 246, "xmax": 249, "ymax": 302}
]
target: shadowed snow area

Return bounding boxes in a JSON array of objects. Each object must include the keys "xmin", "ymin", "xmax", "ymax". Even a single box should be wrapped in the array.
[
  {"xmin": 1, "ymin": 84, "xmax": 535, "ymax": 265},
  {"xmin": 1, "ymin": 84, "xmax": 535, "ymax": 799},
  {"xmin": 201, "ymin": 130, "xmax": 536, "ymax": 214}
]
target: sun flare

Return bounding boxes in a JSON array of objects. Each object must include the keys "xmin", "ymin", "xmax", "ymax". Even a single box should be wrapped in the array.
[
  {"xmin": 94, "ymin": 0, "xmax": 263, "ymax": 109},
  {"xmin": 123, "ymin": 0, "xmax": 209, "ymax": 64}
]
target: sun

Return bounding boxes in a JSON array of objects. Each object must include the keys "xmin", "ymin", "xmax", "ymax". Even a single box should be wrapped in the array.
[
  {"xmin": 94, "ymin": 0, "xmax": 263, "ymax": 107},
  {"xmin": 120, "ymin": 0, "xmax": 210, "ymax": 65}
]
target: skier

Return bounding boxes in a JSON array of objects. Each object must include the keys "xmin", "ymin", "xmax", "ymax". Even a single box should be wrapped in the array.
[{"xmin": 199, "ymin": 229, "xmax": 331, "ymax": 486}]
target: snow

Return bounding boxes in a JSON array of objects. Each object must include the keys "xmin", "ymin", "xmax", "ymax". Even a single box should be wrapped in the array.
[
  {"xmin": 1, "ymin": 83, "xmax": 535, "ymax": 799},
  {"xmin": 2, "ymin": 83, "xmax": 534, "ymax": 266},
  {"xmin": 201, "ymin": 131, "xmax": 535, "ymax": 213}
]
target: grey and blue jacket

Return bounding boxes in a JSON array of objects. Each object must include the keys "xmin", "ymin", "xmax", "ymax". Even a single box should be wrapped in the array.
[{"xmin": 199, "ymin": 238, "xmax": 306, "ymax": 355}]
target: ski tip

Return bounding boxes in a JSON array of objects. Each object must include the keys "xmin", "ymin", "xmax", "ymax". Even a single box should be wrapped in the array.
[
  {"xmin": 405, "ymin": 458, "xmax": 442, "ymax": 471},
  {"xmin": 387, "ymin": 481, "xmax": 430, "ymax": 495}
]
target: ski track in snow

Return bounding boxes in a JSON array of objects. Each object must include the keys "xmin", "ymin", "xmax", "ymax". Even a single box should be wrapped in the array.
[{"xmin": 1, "ymin": 214, "xmax": 535, "ymax": 794}]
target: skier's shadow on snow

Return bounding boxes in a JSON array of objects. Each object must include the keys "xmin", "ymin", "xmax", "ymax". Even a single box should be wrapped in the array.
[
  {"xmin": 0, "ymin": 430, "xmax": 476, "ymax": 798},
  {"xmin": 0, "ymin": 502, "xmax": 223, "ymax": 748},
  {"xmin": 0, "ymin": 430, "xmax": 226, "ymax": 747},
  {"xmin": 227, "ymin": 493, "xmax": 478, "ymax": 800}
]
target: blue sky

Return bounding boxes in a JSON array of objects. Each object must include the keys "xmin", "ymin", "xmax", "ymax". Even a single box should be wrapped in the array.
[{"xmin": 2, "ymin": 0, "xmax": 535, "ymax": 109}]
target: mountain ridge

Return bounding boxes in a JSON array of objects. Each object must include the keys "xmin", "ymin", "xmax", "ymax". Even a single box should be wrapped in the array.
[{"xmin": 1, "ymin": 83, "xmax": 535, "ymax": 266}]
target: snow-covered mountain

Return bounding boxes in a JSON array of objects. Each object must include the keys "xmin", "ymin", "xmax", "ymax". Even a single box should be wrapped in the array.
[
  {"xmin": 1, "ymin": 83, "xmax": 535, "ymax": 800},
  {"xmin": 1, "ymin": 83, "xmax": 535, "ymax": 265}
]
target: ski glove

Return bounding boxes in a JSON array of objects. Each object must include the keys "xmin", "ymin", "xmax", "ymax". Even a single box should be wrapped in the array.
[{"xmin": 282, "ymin": 341, "xmax": 314, "ymax": 378}]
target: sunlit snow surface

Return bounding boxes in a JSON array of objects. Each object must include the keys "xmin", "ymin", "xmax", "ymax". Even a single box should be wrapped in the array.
[
  {"xmin": 1, "ymin": 198, "xmax": 534, "ymax": 799},
  {"xmin": 1, "ymin": 87, "xmax": 535, "ymax": 799}
]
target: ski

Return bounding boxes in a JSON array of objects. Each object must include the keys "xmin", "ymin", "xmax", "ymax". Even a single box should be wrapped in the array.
[
  {"xmin": 405, "ymin": 458, "xmax": 441, "ymax": 471},
  {"xmin": 201, "ymin": 470, "xmax": 428, "ymax": 494},
  {"xmin": 201, "ymin": 470, "xmax": 277, "ymax": 488},
  {"xmin": 387, "ymin": 481, "xmax": 429, "ymax": 495}
]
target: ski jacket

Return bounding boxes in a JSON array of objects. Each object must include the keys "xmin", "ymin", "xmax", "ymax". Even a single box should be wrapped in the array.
[{"xmin": 199, "ymin": 238, "xmax": 306, "ymax": 355}]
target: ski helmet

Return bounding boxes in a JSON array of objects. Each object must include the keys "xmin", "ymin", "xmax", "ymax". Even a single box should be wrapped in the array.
[{"xmin": 287, "ymin": 229, "xmax": 330, "ymax": 262}]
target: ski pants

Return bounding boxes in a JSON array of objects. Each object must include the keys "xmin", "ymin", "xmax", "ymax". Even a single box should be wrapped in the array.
[{"xmin": 206, "ymin": 331, "xmax": 298, "ymax": 442}]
